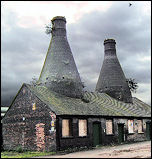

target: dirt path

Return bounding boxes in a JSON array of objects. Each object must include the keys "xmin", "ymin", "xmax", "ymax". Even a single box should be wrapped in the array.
[{"xmin": 32, "ymin": 141, "xmax": 151, "ymax": 158}]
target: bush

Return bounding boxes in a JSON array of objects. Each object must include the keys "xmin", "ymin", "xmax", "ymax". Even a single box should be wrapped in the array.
[
  {"xmin": 1, "ymin": 144, "xmax": 4, "ymax": 151},
  {"xmin": 16, "ymin": 146, "xmax": 24, "ymax": 153}
]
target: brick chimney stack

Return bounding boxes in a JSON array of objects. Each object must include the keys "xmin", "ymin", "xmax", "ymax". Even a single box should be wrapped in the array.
[
  {"xmin": 104, "ymin": 39, "xmax": 116, "ymax": 55},
  {"xmin": 96, "ymin": 39, "xmax": 132, "ymax": 103},
  {"xmin": 38, "ymin": 16, "xmax": 83, "ymax": 98},
  {"xmin": 51, "ymin": 16, "xmax": 66, "ymax": 36}
]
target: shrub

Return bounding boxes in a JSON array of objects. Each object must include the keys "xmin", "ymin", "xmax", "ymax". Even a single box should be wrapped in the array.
[{"xmin": 16, "ymin": 146, "xmax": 24, "ymax": 153}]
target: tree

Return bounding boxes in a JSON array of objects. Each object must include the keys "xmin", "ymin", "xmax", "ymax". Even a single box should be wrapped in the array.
[
  {"xmin": 126, "ymin": 78, "xmax": 138, "ymax": 93},
  {"xmin": 30, "ymin": 76, "xmax": 38, "ymax": 86},
  {"xmin": 45, "ymin": 23, "xmax": 52, "ymax": 35}
]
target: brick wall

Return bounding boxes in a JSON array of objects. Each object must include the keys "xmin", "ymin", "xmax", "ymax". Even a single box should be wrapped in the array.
[
  {"xmin": 57, "ymin": 116, "xmax": 151, "ymax": 150},
  {"xmin": 2, "ymin": 84, "xmax": 150, "ymax": 151},
  {"xmin": 2, "ymin": 84, "xmax": 56, "ymax": 151},
  {"xmin": 126, "ymin": 119, "xmax": 148, "ymax": 142}
]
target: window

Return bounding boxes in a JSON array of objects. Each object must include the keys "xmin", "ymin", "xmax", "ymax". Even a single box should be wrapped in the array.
[
  {"xmin": 79, "ymin": 119, "xmax": 87, "ymax": 136},
  {"xmin": 128, "ymin": 120, "xmax": 134, "ymax": 133},
  {"xmin": 106, "ymin": 120, "xmax": 113, "ymax": 135},
  {"xmin": 137, "ymin": 120, "xmax": 143, "ymax": 133},
  {"xmin": 32, "ymin": 103, "xmax": 36, "ymax": 110},
  {"xmin": 62, "ymin": 119, "xmax": 72, "ymax": 137}
]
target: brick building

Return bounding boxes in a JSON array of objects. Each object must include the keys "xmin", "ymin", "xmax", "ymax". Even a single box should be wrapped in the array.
[{"xmin": 2, "ymin": 16, "xmax": 151, "ymax": 152}]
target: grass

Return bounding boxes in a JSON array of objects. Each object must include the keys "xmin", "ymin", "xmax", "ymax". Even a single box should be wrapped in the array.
[{"xmin": 1, "ymin": 151, "xmax": 56, "ymax": 158}]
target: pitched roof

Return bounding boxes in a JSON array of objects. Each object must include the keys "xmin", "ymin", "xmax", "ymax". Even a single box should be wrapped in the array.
[{"xmin": 26, "ymin": 84, "xmax": 151, "ymax": 118}]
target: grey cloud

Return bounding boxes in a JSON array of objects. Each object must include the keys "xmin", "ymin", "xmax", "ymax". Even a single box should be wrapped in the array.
[
  {"xmin": 68, "ymin": 3, "xmax": 150, "ymax": 57},
  {"xmin": 1, "ymin": 2, "xmax": 151, "ymax": 106},
  {"xmin": 1, "ymin": 11, "xmax": 49, "ymax": 106},
  {"xmin": 67, "ymin": 3, "xmax": 151, "ymax": 99}
]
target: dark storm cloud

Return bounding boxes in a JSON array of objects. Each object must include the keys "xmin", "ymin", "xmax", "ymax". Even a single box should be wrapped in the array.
[
  {"xmin": 1, "ymin": 2, "xmax": 151, "ymax": 106},
  {"xmin": 1, "ymin": 11, "xmax": 50, "ymax": 106}
]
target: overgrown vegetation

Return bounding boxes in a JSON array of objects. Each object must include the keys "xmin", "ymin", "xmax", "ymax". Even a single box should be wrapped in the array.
[
  {"xmin": 15, "ymin": 146, "xmax": 24, "ymax": 153},
  {"xmin": 126, "ymin": 78, "xmax": 138, "ymax": 93},
  {"xmin": 45, "ymin": 23, "xmax": 52, "ymax": 35},
  {"xmin": 1, "ymin": 146, "xmax": 91, "ymax": 158},
  {"xmin": 1, "ymin": 151, "xmax": 56, "ymax": 158}
]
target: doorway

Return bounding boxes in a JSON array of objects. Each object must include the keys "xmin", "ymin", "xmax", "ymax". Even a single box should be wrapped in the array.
[
  {"xmin": 93, "ymin": 122, "xmax": 101, "ymax": 147},
  {"xmin": 146, "ymin": 122, "xmax": 151, "ymax": 140},
  {"xmin": 118, "ymin": 124, "xmax": 124, "ymax": 143}
]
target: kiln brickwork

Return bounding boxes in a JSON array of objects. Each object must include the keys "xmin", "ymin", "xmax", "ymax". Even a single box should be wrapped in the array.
[
  {"xmin": 38, "ymin": 16, "xmax": 83, "ymax": 99},
  {"xmin": 96, "ymin": 39, "xmax": 132, "ymax": 103}
]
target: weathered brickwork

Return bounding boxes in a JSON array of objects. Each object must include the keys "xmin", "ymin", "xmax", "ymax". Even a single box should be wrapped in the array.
[
  {"xmin": 38, "ymin": 16, "xmax": 83, "ymax": 99},
  {"xmin": 2, "ymin": 85, "xmax": 150, "ymax": 151},
  {"xmin": 57, "ymin": 116, "xmax": 151, "ymax": 150},
  {"xmin": 126, "ymin": 119, "xmax": 148, "ymax": 142},
  {"xmin": 2, "ymin": 84, "xmax": 56, "ymax": 151},
  {"xmin": 96, "ymin": 39, "xmax": 132, "ymax": 103},
  {"xmin": 36, "ymin": 123, "xmax": 45, "ymax": 151}
]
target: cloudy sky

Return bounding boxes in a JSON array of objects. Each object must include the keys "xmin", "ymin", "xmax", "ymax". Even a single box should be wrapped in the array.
[{"xmin": 1, "ymin": 1, "xmax": 151, "ymax": 106}]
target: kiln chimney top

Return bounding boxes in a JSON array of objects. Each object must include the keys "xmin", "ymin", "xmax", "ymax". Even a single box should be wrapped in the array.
[
  {"xmin": 51, "ymin": 16, "xmax": 66, "ymax": 22},
  {"xmin": 104, "ymin": 39, "xmax": 116, "ymax": 52},
  {"xmin": 104, "ymin": 39, "xmax": 116, "ymax": 44}
]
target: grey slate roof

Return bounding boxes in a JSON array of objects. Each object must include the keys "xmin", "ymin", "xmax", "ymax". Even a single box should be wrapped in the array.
[
  {"xmin": 96, "ymin": 39, "xmax": 132, "ymax": 103},
  {"xmin": 26, "ymin": 84, "xmax": 151, "ymax": 118}
]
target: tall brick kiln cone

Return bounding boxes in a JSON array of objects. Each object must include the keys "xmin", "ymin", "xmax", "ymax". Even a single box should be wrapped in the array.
[
  {"xmin": 96, "ymin": 39, "xmax": 132, "ymax": 103},
  {"xmin": 38, "ymin": 16, "xmax": 83, "ymax": 98}
]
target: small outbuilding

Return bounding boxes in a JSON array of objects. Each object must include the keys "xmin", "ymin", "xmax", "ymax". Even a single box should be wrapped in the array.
[{"xmin": 2, "ymin": 16, "xmax": 151, "ymax": 152}]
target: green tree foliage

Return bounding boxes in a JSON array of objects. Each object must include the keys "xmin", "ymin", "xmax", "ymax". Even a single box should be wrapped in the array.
[
  {"xmin": 126, "ymin": 78, "xmax": 138, "ymax": 93},
  {"xmin": 45, "ymin": 23, "xmax": 52, "ymax": 35}
]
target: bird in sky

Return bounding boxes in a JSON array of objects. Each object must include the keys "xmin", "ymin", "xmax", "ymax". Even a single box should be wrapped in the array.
[{"xmin": 129, "ymin": 3, "xmax": 132, "ymax": 7}]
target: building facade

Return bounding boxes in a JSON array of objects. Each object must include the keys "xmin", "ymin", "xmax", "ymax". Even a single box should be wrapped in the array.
[{"xmin": 2, "ymin": 16, "xmax": 151, "ymax": 152}]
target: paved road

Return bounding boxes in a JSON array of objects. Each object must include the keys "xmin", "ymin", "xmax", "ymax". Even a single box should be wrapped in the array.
[{"xmin": 33, "ymin": 141, "xmax": 151, "ymax": 158}]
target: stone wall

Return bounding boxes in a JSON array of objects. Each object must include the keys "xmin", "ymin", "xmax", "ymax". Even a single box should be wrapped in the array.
[{"xmin": 2, "ymin": 84, "xmax": 56, "ymax": 151}]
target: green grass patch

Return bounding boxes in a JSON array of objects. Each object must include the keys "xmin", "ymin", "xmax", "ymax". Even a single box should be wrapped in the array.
[{"xmin": 1, "ymin": 151, "xmax": 56, "ymax": 158}]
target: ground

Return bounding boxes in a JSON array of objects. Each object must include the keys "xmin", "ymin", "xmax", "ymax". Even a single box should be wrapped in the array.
[{"xmin": 33, "ymin": 141, "xmax": 151, "ymax": 158}]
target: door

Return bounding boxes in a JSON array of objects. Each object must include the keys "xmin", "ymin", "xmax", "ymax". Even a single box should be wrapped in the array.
[
  {"xmin": 118, "ymin": 124, "xmax": 124, "ymax": 143},
  {"xmin": 146, "ymin": 122, "xmax": 151, "ymax": 140},
  {"xmin": 93, "ymin": 122, "xmax": 101, "ymax": 147}
]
